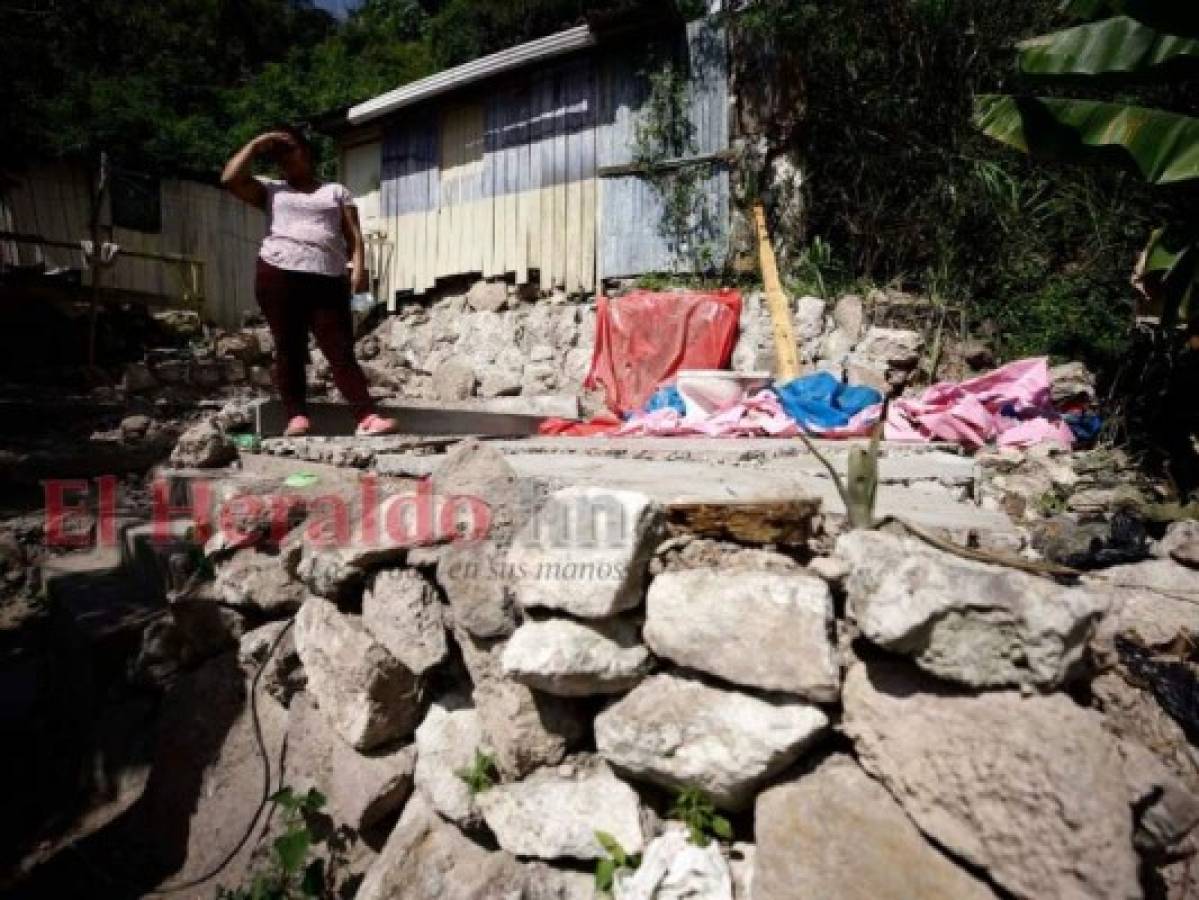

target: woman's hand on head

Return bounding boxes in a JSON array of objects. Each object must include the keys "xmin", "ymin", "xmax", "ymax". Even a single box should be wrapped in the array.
[{"xmin": 254, "ymin": 131, "xmax": 296, "ymax": 156}]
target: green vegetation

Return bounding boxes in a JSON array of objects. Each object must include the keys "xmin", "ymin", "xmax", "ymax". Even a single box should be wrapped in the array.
[
  {"xmin": 734, "ymin": 0, "xmax": 1197, "ymax": 370},
  {"xmin": 593, "ymin": 830, "xmax": 641, "ymax": 894},
  {"xmin": 218, "ymin": 786, "xmax": 328, "ymax": 900},
  {"xmin": 670, "ymin": 787, "xmax": 732, "ymax": 847},
  {"xmin": 454, "ymin": 748, "xmax": 498, "ymax": 795},
  {"xmin": 975, "ymin": 1, "xmax": 1198, "ymax": 330}
]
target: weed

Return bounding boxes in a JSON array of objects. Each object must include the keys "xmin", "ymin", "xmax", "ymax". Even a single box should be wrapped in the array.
[
  {"xmin": 670, "ymin": 787, "xmax": 733, "ymax": 848},
  {"xmin": 217, "ymin": 786, "xmax": 327, "ymax": 900},
  {"xmin": 455, "ymin": 748, "xmax": 497, "ymax": 796},
  {"xmin": 594, "ymin": 830, "xmax": 641, "ymax": 894}
]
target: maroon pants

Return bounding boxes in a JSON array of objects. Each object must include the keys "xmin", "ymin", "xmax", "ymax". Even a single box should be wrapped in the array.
[{"xmin": 254, "ymin": 259, "xmax": 375, "ymax": 420}]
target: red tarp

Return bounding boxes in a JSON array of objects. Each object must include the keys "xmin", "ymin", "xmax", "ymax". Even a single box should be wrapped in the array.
[{"xmin": 583, "ymin": 289, "xmax": 743, "ymax": 414}]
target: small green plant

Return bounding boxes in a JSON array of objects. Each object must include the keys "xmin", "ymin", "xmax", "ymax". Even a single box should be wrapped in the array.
[
  {"xmin": 217, "ymin": 786, "xmax": 327, "ymax": 900},
  {"xmin": 594, "ymin": 830, "xmax": 641, "ymax": 894},
  {"xmin": 670, "ymin": 787, "xmax": 733, "ymax": 848},
  {"xmin": 455, "ymin": 748, "xmax": 497, "ymax": 796}
]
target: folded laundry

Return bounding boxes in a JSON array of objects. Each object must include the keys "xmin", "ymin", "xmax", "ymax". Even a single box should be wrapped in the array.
[{"xmin": 617, "ymin": 390, "xmax": 799, "ymax": 438}]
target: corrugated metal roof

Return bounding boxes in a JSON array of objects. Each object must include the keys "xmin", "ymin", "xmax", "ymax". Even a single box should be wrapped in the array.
[{"xmin": 347, "ymin": 24, "xmax": 597, "ymax": 126}]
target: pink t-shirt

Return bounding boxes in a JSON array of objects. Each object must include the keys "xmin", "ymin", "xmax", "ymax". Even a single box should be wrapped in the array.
[{"xmin": 258, "ymin": 179, "xmax": 354, "ymax": 277}]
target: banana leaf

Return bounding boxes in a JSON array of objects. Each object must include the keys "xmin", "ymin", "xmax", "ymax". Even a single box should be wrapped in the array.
[
  {"xmin": 1059, "ymin": 0, "xmax": 1199, "ymax": 37},
  {"xmin": 1019, "ymin": 17, "xmax": 1199, "ymax": 76},
  {"xmin": 974, "ymin": 95, "xmax": 1199, "ymax": 185},
  {"xmin": 1142, "ymin": 225, "xmax": 1198, "ymax": 326}
]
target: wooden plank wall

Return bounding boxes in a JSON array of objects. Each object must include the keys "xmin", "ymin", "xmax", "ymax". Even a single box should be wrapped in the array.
[
  {"xmin": 369, "ymin": 18, "xmax": 728, "ymax": 303},
  {"xmin": 0, "ymin": 161, "xmax": 264, "ymax": 327},
  {"xmin": 597, "ymin": 17, "xmax": 730, "ymax": 278},
  {"xmin": 378, "ymin": 57, "xmax": 600, "ymax": 304}
]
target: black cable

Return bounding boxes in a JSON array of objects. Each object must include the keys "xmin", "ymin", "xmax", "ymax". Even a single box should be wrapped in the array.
[{"xmin": 65, "ymin": 615, "xmax": 295, "ymax": 896}]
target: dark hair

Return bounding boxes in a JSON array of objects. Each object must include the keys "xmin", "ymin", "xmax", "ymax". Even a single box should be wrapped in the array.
[{"xmin": 270, "ymin": 123, "xmax": 317, "ymax": 164}]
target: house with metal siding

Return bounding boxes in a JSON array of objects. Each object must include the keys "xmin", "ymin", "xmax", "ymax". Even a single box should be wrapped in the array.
[{"xmin": 330, "ymin": 11, "xmax": 731, "ymax": 307}]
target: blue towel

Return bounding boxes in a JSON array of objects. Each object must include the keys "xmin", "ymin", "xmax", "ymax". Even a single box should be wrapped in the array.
[
  {"xmin": 772, "ymin": 372, "xmax": 883, "ymax": 430},
  {"xmin": 644, "ymin": 384, "xmax": 688, "ymax": 416},
  {"xmin": 1064, "ymin": 411, "xmax": 1102, "ymax": 444}
]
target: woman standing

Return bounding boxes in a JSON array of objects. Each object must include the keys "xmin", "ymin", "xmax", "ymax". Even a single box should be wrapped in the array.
[{"xmin": 221, "ymin": 126, "xmax": 397, "ymax": 436}]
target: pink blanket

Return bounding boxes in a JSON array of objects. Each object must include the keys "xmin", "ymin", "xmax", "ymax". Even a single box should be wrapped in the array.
[
  {"xmin": 616, "ymin": 390, "xmax": 799, "ymax": 438},
  {"xmin": 878, "ymin": 357, "xmax": 1073, "ymax": 449}
]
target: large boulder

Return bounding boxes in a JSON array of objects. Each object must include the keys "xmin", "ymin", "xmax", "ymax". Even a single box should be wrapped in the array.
[
  {"xmin": 413, "ymin": 698, "xmax": 488, "ymax": 826},
  {"xmin": 293, "ymin": 599, "xmax": 423, "ymax": 751},
  {"xmin": 1090, "ymin": 559, "xmax": 1199, "ymax": 645},
  {"xmin": 477, "ymin": 758, "xmax": 645, "ymax": 862},
  {"xmin": 842, "ymin": 661, "xmax": 1140, "ymax": 900},
  {"xmin": 595, "ymin": 672, "xmax": 828, "ymax": 810},
  {"xmin": 615, "ymin": 827, "xmax": 733, "ymax": 900},
  {"xmin": 356, "ymin": 795, "xmax": 527, "ymax": 900},
  {"xmin": 285, "ymin": 693, "xmax": 416, "ymax": 832},
  {"xmin": 754, "ymin": 755, "xmax": 997, "ymax": 900},
  {"xmin": 362, "ymin": 568, "xmax": 448, "ymax": 676},
  {"xmin": 837, "ymin": 530, "xmax": 1108, "ymax": 689},
  {"xmin": 644, "ymin": 570, "xmax": 837, "ymax": 701},
  {"xmin": 509, "ymin": 487, "xmax": 663, "ymax": 618},
  {"xmin": 501, "ymin": 615, "xmax": 653, "ymax": 696}
]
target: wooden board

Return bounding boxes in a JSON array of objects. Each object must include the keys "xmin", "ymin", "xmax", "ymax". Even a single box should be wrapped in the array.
[{"xmin": 667, "ymin": 499, "xmax": 821, "ymax": 546}]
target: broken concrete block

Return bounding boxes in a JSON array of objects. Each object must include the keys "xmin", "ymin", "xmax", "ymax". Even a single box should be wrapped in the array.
[
  {"xmin": 362, "ymin": 568, "xmax": 448, "ymax": 676},
  {"xmin": 838, "ymin": 530, "xmax": 1108, "ymax": 689},
  {"xmin": 456, "ymin": 627, "xmax": 587, "ymax": 778},
  {"xmin": 509, "ymin": 487, "xmax": 663, "ymax": 619},
  {"xmin": 842, "ymin": 661, "xmax": 1140, "ymax": 900},
  {"xmin": 170, "ymin": 420, "xmax": 236, "ymax": 469},
  {"xmin": 595, "ymin": 672, "xmax": 828, "ymax": 810},
  {"xmin": 413, "ymin": 698, "xmax": 488, "ymax": 826},
  {"xmin": 501, "ymin": 615, "xmax": 653, "ymax": 697},
  {"xmin": 614, "ymin": 827, "xmax": 733, "ymax": 900},
  {"xmin": 437, "ymin": 543, "xmax": 517, "ymax": 639},
  {"xmin": 644, "ymin": 570, "xmax": 838, "ymax": 702},
  {"xmin": 286, "ymin": 693, "xmax": 416, "ymax": 832},
  {"xmin": 832, "ymin": 293, "xmax": 864, "ymax": 342},
  {"xmin": 754, "ymin": 755, "xmax": 997, "ymax": 900},
  {"xmin": 477, "ymin": 758, "xmax": 644, "ymax": 861},
  {"xmin": 293, "ymin": 599, "xmax": 422, "ymax": 751}
]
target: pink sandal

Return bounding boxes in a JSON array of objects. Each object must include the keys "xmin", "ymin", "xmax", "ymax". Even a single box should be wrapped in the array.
[
  {"xmin": 356, "ymin": 413, "xmax": 400, "ymax": 436},
  {"xmin": 284, "ymin": 415, "xmax": 311, "ymax": 437}
]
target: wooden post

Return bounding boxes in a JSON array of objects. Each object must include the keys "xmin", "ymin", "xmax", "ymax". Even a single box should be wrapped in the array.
[{"xmin": 753, "ymin": 202, "xmax": 800, "ymax": 382}]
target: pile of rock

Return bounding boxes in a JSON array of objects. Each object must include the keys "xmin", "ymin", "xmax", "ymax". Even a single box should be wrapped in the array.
[
  {"xmin": 351, "ymin": 280, "xmax": 596, "ymax": 403},
  {"xmin": 134, "ymin": 435, "xmax": 1199, "ymax": 899},
  {"xmin": 733, "ymin": 290, "xmax": 927, "ymax": 395}
]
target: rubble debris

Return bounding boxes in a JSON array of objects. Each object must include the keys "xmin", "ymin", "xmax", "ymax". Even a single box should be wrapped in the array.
[
  {"xmin": 213, "ymin": 549, "xmax": 306, "ymax": 616},
  {"xmin": 293, "ymin": 598, "xmax": 423, "ymax": 750},
  {"xmin": 476, "ymin": 758, "xmax": 645, "ymax": 861},
  {"xmin": 595, "ymin": 672, "xmax": 828, "ymax": 810},
  {"xmin": 169, "ymin": 419, "xmax": 237, "ymax": 469},
  {"xmin": 644, "ymin": 570, "xmax": 838, "ymax": 701},
  {"xmin": 238, "ymin": 621, "xmax": 305, "ymax": 707},
  {"xmin": 501, "ymin": 615, "xmax": 653, "ymax": 696},
  {"xmin": 509, "ymin": 486, "xmax": 663, "ymax": 618},
  {"xmin": 615, "ymin": 827, "xmax": 734, "ymax": 900},
  {"xmin": 362, "ymin": 568, "xmax": 448, "ymax": 676},
  {"xmin": 412, "ymin": 698, "xmax": 489, "ymax": 826}
]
